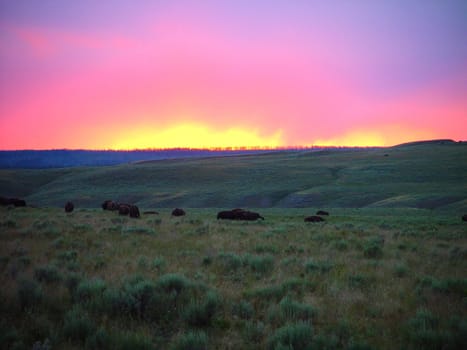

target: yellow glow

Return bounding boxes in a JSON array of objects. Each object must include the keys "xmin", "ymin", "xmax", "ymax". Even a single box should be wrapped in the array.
[{"xmin": 111, "ymin": 123, "xmax": 283, "ymax": 150}]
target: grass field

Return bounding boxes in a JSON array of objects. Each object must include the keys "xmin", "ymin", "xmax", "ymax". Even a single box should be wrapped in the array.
[
  {"xmin": 1, "ymin": 142, "xmax": 466, "ymax": 349},
  {"xmin": 0, "ymin": 142, "xmax": 466, "ymax": 211}
]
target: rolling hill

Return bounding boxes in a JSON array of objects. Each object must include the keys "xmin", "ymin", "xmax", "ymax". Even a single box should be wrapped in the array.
[{"xmin": 1, "ymin": 142, "xmax": 466, "ymax": 211}]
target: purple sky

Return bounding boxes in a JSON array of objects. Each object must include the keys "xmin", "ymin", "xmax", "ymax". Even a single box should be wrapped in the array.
[{"xmin": 1, "ymin": 1, "xmax": 466, "ymax": 149}]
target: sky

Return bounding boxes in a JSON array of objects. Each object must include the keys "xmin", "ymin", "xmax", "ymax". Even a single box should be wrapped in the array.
[{"xmin": 0, "ymin": 0, "xmax": 466, "ymax": 149}]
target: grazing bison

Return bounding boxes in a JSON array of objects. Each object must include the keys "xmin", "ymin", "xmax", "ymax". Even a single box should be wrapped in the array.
[
  {"xmin": 217, "ymin": 208, "xmax": 264, "ymax": 221},
  {"xmin": 463, "ymin": 214, "xmax": 467, "ymax": 222},
  {"xmin": 0, "ymin": 197, "xmax": 26, "ymax": 207},
  {"xmin": 129, "ymin": 205, "xmax": 140, "ymax": 218},
  {"xmin": 102, "ymin": 200, "xmax": 118, "ymax": 211},
  {"xmin": 64, "ymin": 201, "xmax": 74, "ymax": 213},
  {"xmin": 304, "ymin": 215, "xmax": 324, "ymax": 222},
  {"xmin": 316, "ymin": 210, "xmax": 329, "ymax": 216},
  {"xmin": 217, "ymin": 210, "xmax": 237, "ymax": 220},
  {"xmin": 118, "ymin": 204, "xmax": 130, "ymax": 216},
  {"xmin": 172, "ymin": 208, "xmax": 186, "ymax": 216},
  {"xmin": 239, "ymin": 211, "xmax": 264, "ymax": 221}
]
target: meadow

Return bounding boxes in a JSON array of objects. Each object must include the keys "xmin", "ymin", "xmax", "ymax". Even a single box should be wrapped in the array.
[{"xmin": 0, "ymin": 141, "xmax": 466, "ymax": 349}]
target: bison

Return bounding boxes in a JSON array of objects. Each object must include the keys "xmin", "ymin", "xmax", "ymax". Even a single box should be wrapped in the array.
[
  {"xmin": 304, "ymin": 215, "xmax": 324, "ymax": 222},
  {"xmin": 238, "ymin": 211, "xmax": 264, "ymax": 221},
  {"xmin": 217, "ymin": 209, "xmax": 264, "ymax": 221},
  {"xmin": 172, "ymin": 208, "xmax": 186, "ymax": 216},
  {"xmin": 217, "ymin": 210, "xmax": 237, "ymax": 220},
  {"xmin": 129, "ymin": 205, "xmax": 140, "ymax": 218},
  {"xmin": 64, "ymin": 201, "xmax": 74, "ymax": 213},
  {"xmin": 316, "ymin": 210, "xmax": 329, "ymax": 216},
  {"xmin": 102, "ymin": 200, "xmax": 118, "ymax": 211},
  {"xmin": 0, "ymin": 197, "xmax": 26, "ymax": 207},
  {"xmin": 118, "ymin": 204, "xmax": 130, "ymax": 216}
]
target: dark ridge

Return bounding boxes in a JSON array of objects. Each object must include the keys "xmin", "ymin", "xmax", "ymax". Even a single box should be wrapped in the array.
[
  {"xmin": 0, "ymin": 149, "xmax": 277, "ymax": 169},
  {"xmin": 392, "ymin": 139, "xmax": 456, "ymax": 148}
]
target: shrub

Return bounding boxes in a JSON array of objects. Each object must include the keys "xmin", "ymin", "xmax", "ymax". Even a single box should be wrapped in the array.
[
  {"xmin": 137, "ymin": 256, "xmax": 149, "ymax": 269},
  {"xmin": 123, "ymin": 279, "xmax": 157, "ymax": 319},
  {"xmin": 63, "ymin": 307, "xmax": 95, "ymax": 344},
  {"xmin": 32, "ymin": 338, "xmax": 51, "ymax": 350},
  {"xmin": 254, "ymin": 244, "xmax": 279, "ymax": 254},
  {"xmin": 431, "ymin": 278, "xmax": 467, "ymax": 296},
  {"xmin": 348, "ymin": 274, "xmax": 374, "ymax": 289},
  {"xmin": 56, "ymin": 250, "xmax": 78, "ymax": 262},
  {"xmin": 101, "ymin": 278, "xmax": 157, "ymax": 319},
  {"xmin": 65, "ymin": 272, "xmax": 83, "ymax": 296},
  {"xmin": 85, "ymin": 328, "xmax": 112, "ymax": 350},
  {"xmin": 418, "ymin": 276, "xmax": 467, "ymax": 297},
  {"xmin": 157, "ymin": 274, "xmax": 191, "ymax": 295},
  {"xmin": 363, "ymin": 237, "xmax": 384, "ymax": 259},
  {"xmin": 17, "ymin": 278, "xmax": 42, "ymax": 310},
  {"xmin": 202, "ymin": 256, "xmax": 212, "ymax": 266},
  {"xmin": 151, "ymin": 257, "xmax": 166, "ymax": 271},
  {"xmin": 244, "ymin": 285, "xmax": 285, "ymax": 303},
  {"xmin": 232, "ymin": 300, "xmax": 254, "ymax": 320},
  {"xmin": 51, "ymin": 237, "xmax": 64, "ymax": 248},
  {"xmin": 1, "ymin": 219, "xmax": 16, "ymax": 228},
  {"xmin": 171, "ymin": 331, "xmax": 208, "ymax": 350},
  {"xmin": 332, "ymin": 239, "xmax": 349, "ymax": 251},
  {"xmin": 267, "ymin": 322, "xmax": 314, "ymax": 350},
  {"xmin": 282, "ymin": 278, "xmax": 312, "ymax": 295},
  {"xmin": 123, "ymin": 227, "xmax": 156, "ymax": 235},
  {"xmin": 183, "ymin": 291, "xmax": 221, "ymax": 327},
  {"xmin": 18, "ymin": 256, "xmax": 31, "ymax": 267},
  {"xmin": 267, "ymin": 296, "xmax": 316, "ymax": 326},
  {"xmin": 217, "ymin": 252, "xmax": 243, "ymax": 272},
  {"xmin": 393, "ymin": 263, "xmax": 408, "ymax": 278},
  {"xmin": 113, "ymin": 331, "xmax": 153, "ymax": 350},
  {"xmin": 34, "ymin": 265, "xmax": 62, "ymax": 284},
  {"xmin": 245, "ymin": 254, "xmax": 275, "ymax": 277},
  {"xmin": 242, "ymin": 321, "xmax": 265, "ymax": 343},
  {"xmin": 76, "ymin": 278, "xmax": 107, "ymax": 303},
  {"xmin": 404, "ymin": 309, "xmax": 452, "ymax": 349},
  {"xmin": 304, "ymin": 259, "xmax": 333, "ymax": 273}
]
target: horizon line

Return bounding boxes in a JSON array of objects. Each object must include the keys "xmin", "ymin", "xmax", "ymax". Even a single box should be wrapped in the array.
[
  {"xmin": 0, "ymin": 145, "xmax": 385, "ymax": 152},
  {"xmin": 0, "ymin": 138, "xmax": 463, "ymax": 152}
]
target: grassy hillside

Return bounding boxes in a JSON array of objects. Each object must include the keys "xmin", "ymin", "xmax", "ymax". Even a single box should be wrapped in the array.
[
  {"xmin": 1, "ymin": 143, "xmax": 466, "ymax": 211},
  {"xmin": 1, "ymin": 207, "xmax": 466, "ymax": 349}
]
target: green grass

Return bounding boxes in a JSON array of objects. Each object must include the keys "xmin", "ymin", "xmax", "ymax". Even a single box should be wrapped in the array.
[
  {"xmin": 0, "ymin": 206, "xmax": 466, "ymax": 349},
  {"xmin": 0, "ymin": 143, "xmax": 466, "ymax": 348},
  {"xmin": 0, "ymin": 143, "xmax": 466, "ymax": 210}
]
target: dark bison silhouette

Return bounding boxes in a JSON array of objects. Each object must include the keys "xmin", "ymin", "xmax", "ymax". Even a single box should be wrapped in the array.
[
  {"xmin": 129, "ymin": 205, "xmax": 140, "ymax": 218},
  {"xmin": 316, "ymin": 210, "xmax": 329, "ymax": 216},
  {"xmin": 0, "ymin": 197, "xmax": 26, "ymax": 207},
  {"xmin": 239, "ymin": 211, "xmax": 264, "ymax": 221},
  {"xmin": 304, "ymin": 215, "xmax": 324, "ymax": 222},
  {"xmin": 217, "ymin": 209, "xmax": 264, "ymax": 221},
  {"xmin": 172, "ymin": 208, "xmax": 186, "ymax": 216},
  {"xmin": 118, "ymin": 204, "xmax": 130, "ymax": 216},
  {"xmin": 64, "ymin": 202, "xmax": 74, "ymax": 213},
  {"xmin": 463, "ymin": 214, "xmax": 467, "ymax": 222},
  {"xmin": 102, "ymin": 200, "xmax": 118, "ymax": 211}
]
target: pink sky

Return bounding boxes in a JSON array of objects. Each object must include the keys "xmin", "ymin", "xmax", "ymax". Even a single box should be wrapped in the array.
[{"xmin": 0, "ymin": 1, "xmax": 466, "ymax": 149}]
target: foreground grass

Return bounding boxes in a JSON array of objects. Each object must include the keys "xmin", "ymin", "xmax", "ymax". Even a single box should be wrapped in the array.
[{"xmin": 1, "ymin": 206, "xmax": 466, "ymax": 349}]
